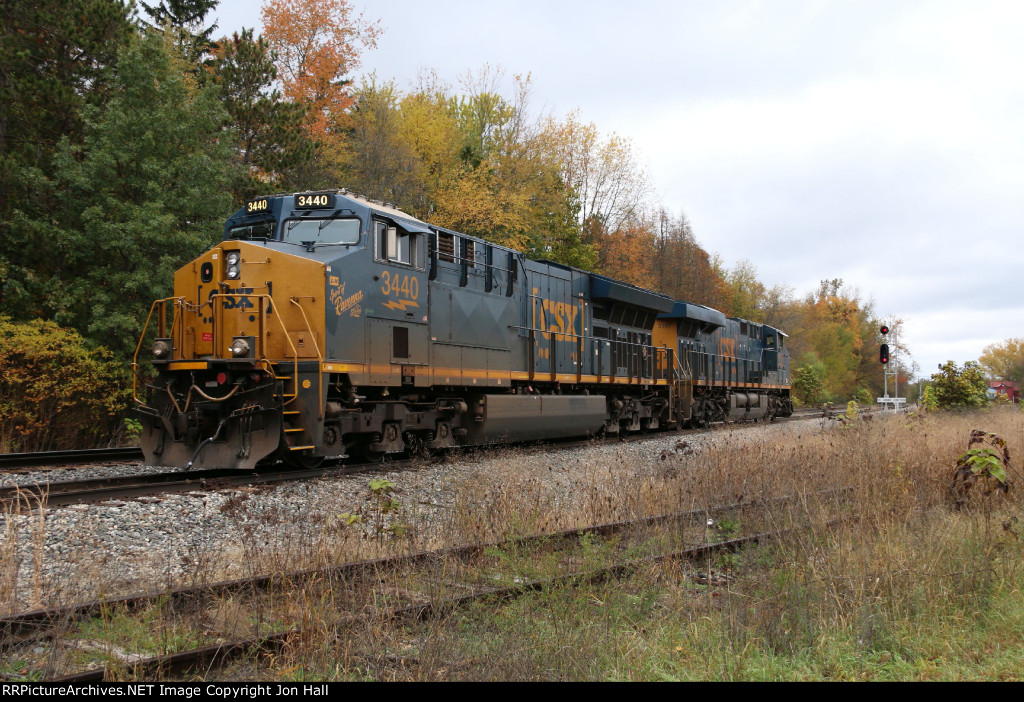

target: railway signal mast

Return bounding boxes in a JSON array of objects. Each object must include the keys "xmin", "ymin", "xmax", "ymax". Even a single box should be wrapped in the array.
[{"xmin": 877, "ymin": 322, "xmax": 905, "ymax": 410}]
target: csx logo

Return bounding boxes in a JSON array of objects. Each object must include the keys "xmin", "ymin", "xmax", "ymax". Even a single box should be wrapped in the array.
[
  {"xmin": 533, "ymin": 291, "xmax": 580, "ymax": 341},
  {"xmin": 218, "ymin": 288, "xmax": 255, "ymax": 309},
  {"xmin": 717, "ymin": 338, "xmax": 736, "ymax": 358}
]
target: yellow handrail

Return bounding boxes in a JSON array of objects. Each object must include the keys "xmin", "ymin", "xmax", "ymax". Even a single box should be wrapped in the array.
[
  {"xmin": 131, "ymin": 297, "xmax": 184, "ymax": 406},
  {"xmin": 290, "ymin": 296, "xmax": 324, "ymax": 418},
  {"xmin": 209, "ymin": 292, "xmax": 301, "ymax": 406}
]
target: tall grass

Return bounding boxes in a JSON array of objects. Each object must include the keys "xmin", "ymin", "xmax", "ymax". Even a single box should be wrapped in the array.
[{"xmin": 2, "ymin": 408, "xmax": 1022, "ymax": 680}]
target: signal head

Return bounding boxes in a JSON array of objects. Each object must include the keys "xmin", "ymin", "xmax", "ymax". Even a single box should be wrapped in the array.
[
  {"xmin": 880, "ymin": 343, "xmax": 890, "ymax": 364},
  {"xmin": 880, "ymin": 325, "xmax": 889, "ymax": 335}
]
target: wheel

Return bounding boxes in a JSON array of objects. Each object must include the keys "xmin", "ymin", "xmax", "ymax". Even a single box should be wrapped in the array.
[
  {"xmin": 284, "ymin": 452, "xmax": 325, "ymax": 470},
  {"xmin": 355, "ymin": 438, "xmax": 385, "ymax": 463}
]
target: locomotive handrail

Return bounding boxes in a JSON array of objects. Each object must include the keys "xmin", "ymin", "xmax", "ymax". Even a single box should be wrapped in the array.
[
  {"xmin": 510, "ymin": 323, "xmax": 670, "ymax": 385},
  {"xmin": 289, "ymin": 296, "xmax": 324, "ymax": 419},
  {"xmin": 208, "ymin": 292, "xmax": 301, "ymax": 407},
  {"xmin": 131, "ymin": 297, "xmax": 186, "ymax": 407}
]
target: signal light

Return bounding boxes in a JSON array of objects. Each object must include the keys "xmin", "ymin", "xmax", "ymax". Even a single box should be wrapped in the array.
[
  {"xmin": 880, "ymin": 343, "xmax": 890, "ymax": 364},
  {"xmin": 880, "ymin": 325, "xmax": 889, "ymax": 335}
]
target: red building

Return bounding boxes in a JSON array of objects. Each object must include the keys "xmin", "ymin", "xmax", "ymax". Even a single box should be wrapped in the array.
[{"xmin": 990, "ymin": 381, "xmax": 1020, "ymax": 403}]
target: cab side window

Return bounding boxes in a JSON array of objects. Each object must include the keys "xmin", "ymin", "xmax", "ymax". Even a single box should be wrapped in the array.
[{"xmin": 375, "ymin": 221, "xmax": 422, "ymax": 268}]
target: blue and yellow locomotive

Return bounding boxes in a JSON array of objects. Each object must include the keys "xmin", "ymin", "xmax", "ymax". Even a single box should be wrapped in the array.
[{"xmin": 132, "ymin": 190, "xmax": 791, "ymax": 470}]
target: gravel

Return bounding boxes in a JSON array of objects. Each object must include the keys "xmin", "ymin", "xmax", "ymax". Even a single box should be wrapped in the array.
[{"xmin": 0, "ymin": 418, "xmax": 824, "ymax": 612}]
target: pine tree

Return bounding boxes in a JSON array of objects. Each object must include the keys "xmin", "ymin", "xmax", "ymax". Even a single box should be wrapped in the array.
[
  {"xmin": 18, "ymin": 28, "xmax": 234, "ymax": 358},
  {"xmin": 0, "ymin": 0, "xmax": 133, "ymax": 317},
  {"xmin": 212, "ymin": 28, "xmax": 312, "ymax": 204},
  {"xmin": 139, "ymin": 0, "xmax": 220, "ymax": 67}
]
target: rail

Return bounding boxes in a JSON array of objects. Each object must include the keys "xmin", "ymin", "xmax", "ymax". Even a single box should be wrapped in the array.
[{"xmin": 512, "ymin": 323, "xmax": 673, "ymax": 385}]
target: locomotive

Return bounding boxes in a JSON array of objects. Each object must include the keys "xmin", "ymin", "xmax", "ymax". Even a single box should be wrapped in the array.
[{"xmin": 132, "ymin": 190, "xmax": 792, "ymax": 470}]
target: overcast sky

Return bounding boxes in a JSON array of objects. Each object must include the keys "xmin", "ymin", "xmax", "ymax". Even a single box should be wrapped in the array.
[{"xmin": 213, "ymin": 0, "xmax": 1024, "ymax": 383}]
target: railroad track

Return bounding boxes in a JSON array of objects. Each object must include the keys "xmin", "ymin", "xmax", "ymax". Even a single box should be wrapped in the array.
[
  {"xmin": 0, "ymin": 406, "xmax": 866, "ymax": 475},
  {"xmin": 0, "ymin": 462, "xmax": 369, "ymax": 509},
  {"xmin": 0, "ymin": 409, "xmax": 841, "ymax": 509},
  {"xmin": 0, "ymin": 488, "xmax": 852, "ymax": 681},
  {"xmin": 0, "ymin": 447, "xmax": 143, "ymax": 471}
]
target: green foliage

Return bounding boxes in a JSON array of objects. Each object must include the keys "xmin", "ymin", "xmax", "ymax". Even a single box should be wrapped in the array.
[
  {"xmin": 0, "ymin": 0, "xmax": 134, "ymax": 317},
  {"xmin": 930, "ymin": 361, "xmax": 990, "ymax": 410},
  {"xmin": 950, "ymin": 430, "xmax": 1013, "ymax": 504},
  {"xmin": 0, "ymin": 316, "xmax": 130, "ymax": 451},
  {"xmin": 10, "ymin": 28, "xmax": 233, "ymax": 359},
  {"xmin": 140, "ymin": 0, "xmax": 220, "ymax": 63},
  {"xmin": 844, "ymin": 400, "xmax": 859, "ymax": 422},
  {"xmin": 921, "ymin": 385, "xmax": 938, "ymax": 411},
  {"xmin": 855, "ymin": 388, "xmax": 874, "ymax": 406},
  {"xmin": 212, "ymin": 28, "xmax": 313, "ymax": 204},
  {"xmin": 792, "ymin": 357, "xmax": 827, "ymax": 406}
]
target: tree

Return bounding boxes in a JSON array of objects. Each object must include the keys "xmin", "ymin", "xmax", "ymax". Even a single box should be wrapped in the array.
[
  {"xmin": 0, "ymin": 316, "xmax": 128, "ymax": 451},
  {"xmin": 139, "ymin": 0, "xmax": 220, "ymax": 67},
  {"xmin": 978, "ymin": 338, "xmax": 1024, "ymax": 384},
  {"xmin": 594, "ymin": 219, "xmax": 657, "ymax": 287},
  {"xmin": 10, "ymin": 28, "xmax": 233, "ymax": 358},
  {"xmin": 930, "ymin": 361, "xmax": 990, "ymax": 410},
  {"xmin": 718, "ymin": 258, "xmax": 767, "ymax": 320},
  {"xmin": 539, "ymin": 110, "xmax": 650, "ymax": 234},
  {"xmin": 343, "ymin": 79, "xmax": 429, "ymax": 210},
  {"xmin": 0, "ymin": 0, "xmax": 133, "ymax": 318},
  {"xmin": 792, "ymin": 357, "xmax": 827, "ymax": 406},
  {"xmin": 260, "ymin": 0, "xmax": 380, "ymax": 139},
  {"xmin": 212, "ymin": 28, "xmax": 312, "ymax": 204}
]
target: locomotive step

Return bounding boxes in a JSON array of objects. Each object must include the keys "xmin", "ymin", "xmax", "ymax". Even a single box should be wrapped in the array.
[
  {"xmin": 283, "ymin": 428, "xmax": 304, "ymax": 434},
  {"xmin": 288, "ymin": 445, "xmax": 316, "ymax": 451}
]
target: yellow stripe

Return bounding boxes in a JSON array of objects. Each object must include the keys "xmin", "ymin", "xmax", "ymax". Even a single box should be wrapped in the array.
[
  {"xmin": 321, "ymin": 362, "xmax": 366, "ymax": 373},
  {"xmin": 166, "ymin": 361, "xmax": 208, "ymax": 370}
]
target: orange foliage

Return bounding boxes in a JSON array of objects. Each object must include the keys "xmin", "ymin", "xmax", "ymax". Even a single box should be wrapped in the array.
[
  {"xmin": 595, "ymin": 220, "xmax": 657, "ymax": 288},
  {"xmin": 260, "ymin": 0, "xmax": 381, "ymax": 137}
]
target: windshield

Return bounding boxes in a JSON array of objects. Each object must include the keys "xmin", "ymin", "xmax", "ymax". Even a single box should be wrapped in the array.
[
  {"xmin": 228, "ymin": 221, "xmax": 275, "ymax": 240},
  {"xmin": 283, "ymin": 218, "xmax": 360, "ymax": 246}
]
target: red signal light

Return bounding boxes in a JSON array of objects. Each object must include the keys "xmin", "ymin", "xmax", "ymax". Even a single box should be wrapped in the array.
[
  {"xmin": 879, "ymin": 343, "xmax": 889, "ymax": 364},
  {"xmin": 880, "ymin": 325, "xmax": 889, "ymax": 335}
]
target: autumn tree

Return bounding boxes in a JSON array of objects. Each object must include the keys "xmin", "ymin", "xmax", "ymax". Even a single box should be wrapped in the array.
[
  {"xmin": 649, "ymin": 210, "xmax": 729, "ymax": 310},
  {"xmin": 979, "ymin": 338, "xmax": 1024, "ymax": 384},
  {"xmin": 782, "ymin": 279, "xmax": 878, "ymax": 401},
  {"xmin": 540, "ymin": 110, "xmax": 650, "ymax": 234},
  {"xmin": 212, "ymin": 28, "xmax": 312, "ymax": 204},
  {"xmin": 261, "ymin": 0, "xmax": 380, "ymax": 138},
  {"xmin": 931, "ymin": 361, "xmax": 990, "ymax": 410},
  {"xmin": 342, "ymin": 80, "xmax": 425, "ymax": 209}
]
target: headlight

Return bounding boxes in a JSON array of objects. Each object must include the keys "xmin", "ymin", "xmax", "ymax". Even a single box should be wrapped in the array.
[
  {"xmin": 230, "ymin": 338, "xmax": 251, "ymax": 357},
  {"xmin": 225, "ymin": 251, "xmax": 240, "ymax": 265},
  {"xmin": 226, "ymin": 264, "xmax": 240, "ymax": 279},
  {"xmin": 152, "ymin": 339, "xmax": 171, "ymax": 359}
]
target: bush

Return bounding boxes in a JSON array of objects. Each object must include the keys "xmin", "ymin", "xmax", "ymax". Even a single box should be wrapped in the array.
[
  {"xmin": 931, "ymin": 361, "xmax": 989, "ymax": 410},
  {"xmin": 0, "ymin": 317, "xmax": 131, "ymax": 451}
]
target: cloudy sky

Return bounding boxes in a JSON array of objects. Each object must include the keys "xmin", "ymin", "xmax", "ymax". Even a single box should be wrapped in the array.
[{"xmin": 213, "ymin": 0, "xmax": 1024, "ymax": 382}]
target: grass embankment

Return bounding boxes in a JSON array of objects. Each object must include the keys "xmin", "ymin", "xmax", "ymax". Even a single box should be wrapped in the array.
[{"xmin": 3, "ymin": 408, "xmax": 1023, "ymax": 681}]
